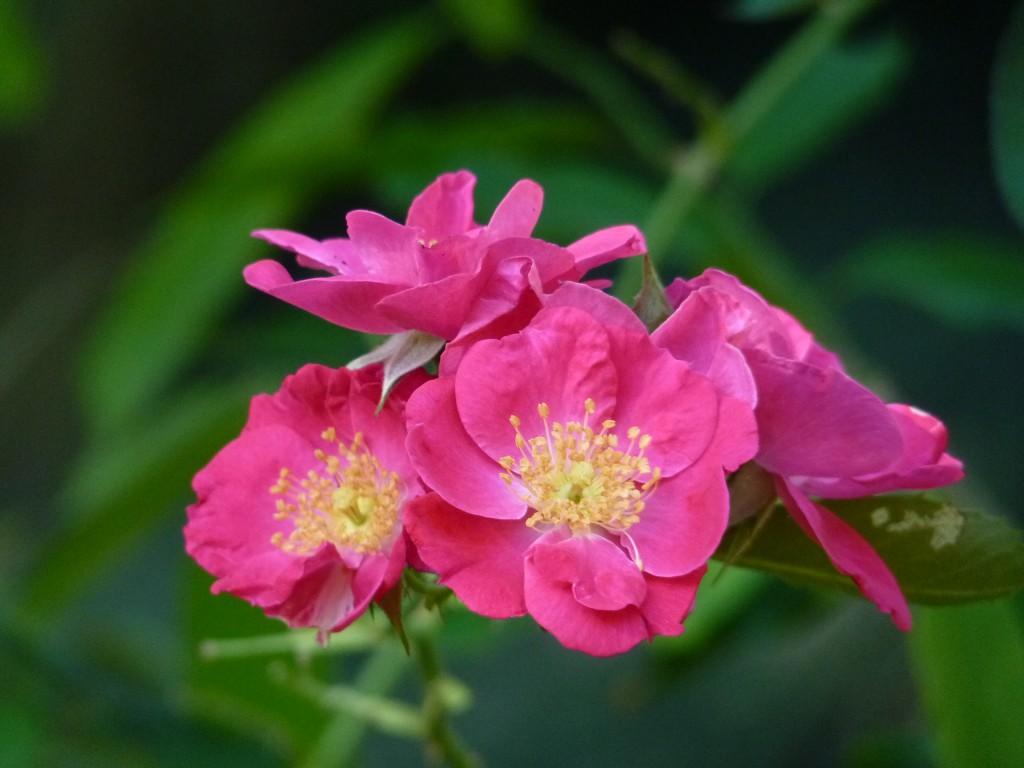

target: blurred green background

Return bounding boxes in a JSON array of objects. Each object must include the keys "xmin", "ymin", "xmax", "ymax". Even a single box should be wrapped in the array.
[{"xmin": 2, "ymin": 0, "xmax": 1024, "ymax": 766}]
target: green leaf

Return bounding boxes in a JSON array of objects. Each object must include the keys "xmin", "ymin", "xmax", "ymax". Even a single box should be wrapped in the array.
[
  {"xmin": 525, "ymin": 23, "xmax": 676, "ymax": 171},
  {"xmin": 835, "ymin": 232, "xmax": 1024, "ymax": 332},
  {"xmin": 442, "ymin": 0, "xmax": 531, "ymax": 54},
  {"xmin": 80, "ymin": 186, "xmax": 297, "ymax": 434},
  {"xmin": 729, "ymin": 30, "xmax": 909, "ymax": 186},
  {"xmin": 79, "ymin": 13, "xmax": 441, "ymax": 435},
  {"xmin": 909, "ymin": 599, "xmax": 1024, "ymax": 768},
  {"xmin": 668, "ymin": 192, "xmax": 851, "ymax": 350},
  {"xmin": 653, "ymin": 561, "xmax": 770, "ymax": 658},
  {"xmin": 727, "ymin": 0, "xmax": 819, "ymax": 20},
  {"xmin": 0, "ymin": 0, "xmax": 49, "ymax": 126},
  {"xmin": 992, "ymin": 1, "xmax": 1024, "ymax": 232},
  {"xmin": 368, "ymin": 102, "xmax": 613, "ymax": 196},
  {"xmin": 717, "ymin": 494, "xmax": 1024, "ymax": 606},
  {"xmin": 180, "ymin": 566, "xmax": 332, "ymax": 764}
]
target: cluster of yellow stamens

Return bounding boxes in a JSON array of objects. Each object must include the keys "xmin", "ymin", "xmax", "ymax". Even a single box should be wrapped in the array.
[
  {"xmin": 270, "ymin": 428, "xmax": 400, "ymax": 556},
  {"xmin": 499, "ymin": 399, "xmax": 661, "ymax": 537}
]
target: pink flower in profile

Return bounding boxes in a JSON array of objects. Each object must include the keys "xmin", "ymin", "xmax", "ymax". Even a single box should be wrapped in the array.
[
  {"xmin": 185, "ymin": 364, "xmax": 427, "ymax": 641},
  {"xmin": 244, "ymin": 170, "xmax": 646, "ymax": 340},
  {"xmin": 656, "ymin": 269, "xmax": 964, "ymax": 630},
  {"xmin": 403, "ymin": 293, "xmax": 758, "ymax": 656}
]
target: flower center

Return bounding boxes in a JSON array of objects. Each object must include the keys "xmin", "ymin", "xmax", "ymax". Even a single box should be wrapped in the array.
[
  {"xmin": 270, "ymin": 429, "xmax": 401, "ymax": 556},
  {"xmin": 499, "ymin": 399, "xmax": 661, "ymax": 536}
]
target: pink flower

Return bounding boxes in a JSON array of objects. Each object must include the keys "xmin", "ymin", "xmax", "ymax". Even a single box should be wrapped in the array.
[
  {"xmin": 403, "ymin": 295, "xmax": 758, "ymax": 655},
  {"xmin": 656, "ymin": 269, "xmax": 964, "ymax": 630},
  {"xmin": 185, "ymin": 364, "xmax": 427, "ymax": 641},
  {"xmin": 244, "ymin": 171, "xmax": 646, "ymax": 340}
]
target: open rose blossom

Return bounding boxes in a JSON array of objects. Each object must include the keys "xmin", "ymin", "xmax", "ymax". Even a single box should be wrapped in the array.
[
  {"xmin": 244, "ymin": 170, "xmax": 646, "ymax": 341},
  {"xmin": 655, "ymin": 269, "xmax": 964, "ymax": 630},
  {"xmin": 185, "ymin": 364, "xmax": 427, "ymax": 641},
  {"xmin": 403, "ymin": 295, "xmax": 758, "ymax": 656}
]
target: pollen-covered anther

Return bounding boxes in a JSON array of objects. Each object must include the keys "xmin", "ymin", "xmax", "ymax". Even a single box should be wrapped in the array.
[
  {"xmin": 270, "ymin": 430, "xmax": 401, "ymax": 556},
  {"xmin": 499, "ymin": 399, "xmax": 661, "ymax": 535}
]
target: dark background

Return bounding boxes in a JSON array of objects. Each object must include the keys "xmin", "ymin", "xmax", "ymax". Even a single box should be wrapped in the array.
[{"xmin": 2, "ymin": 1, "xmax": 1022, "ymax": 766}]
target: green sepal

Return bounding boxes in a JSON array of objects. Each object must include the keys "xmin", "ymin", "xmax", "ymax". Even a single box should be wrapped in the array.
[
  {"xmin": 375, "ymin": 579, "xmax": 410, "ymax": 654},
  {"xmin": 631, "ymin": 254, "xmax": 673, "ymax": 332},
  {"xmin": 348, "ymin": 330, "xmax": 445, "ymax": 412}
]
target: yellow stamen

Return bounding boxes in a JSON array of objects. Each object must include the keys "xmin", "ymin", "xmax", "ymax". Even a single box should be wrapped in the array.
[
  {"xmin": 499, "ymin": 400, "xmax": 661, "ymax": 541},
  {"xmin": 270, "ymin": 430, "xmax": 401, "ymax": 556}
]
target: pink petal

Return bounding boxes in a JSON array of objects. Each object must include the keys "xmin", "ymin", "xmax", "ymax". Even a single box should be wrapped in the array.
[
  {"xmin": 185, "ymin": 363, "xmax": 414, "ymax": 637},
  {"xmin": 268, "ymin": 558, "xmax": 359, "ymax": 635},
  {"xmin": 565, "ymin": 224, "xmax": 647, "ymax": 276},
  {"xmin": 524, "ymin": 539, "xmax": 649, "ymax": 657},
  {"xmin": 453, "ymin": 307, "xmax": 618, "ymax": 464},
  {"xmin": 664, "ymin": 276, "xmax": 691, "ymax": 308},
  {"xmin": 243, "ymin": 261, "xmax": 405, "ymax": 334},
  {"xmin": 773, "ymin": 307, "xmax": 843, "ymax": 369},
  {"xmin": 798, "ymin": 404, "xmax": 964, "ymax": 498},
  {"xmin": 487, "ymin": 179, "xmax": 543, "ymax": 238},
  {"xmin": 208, "ymin": 548, "xmax": 306, "ymax": 607},
  {"xmin": 484, "ymin": 237, "xmax": 575, "ymax": 288},
  {"xmin": 701, "ymin": 394, "xmax": 760, "ymax": 473},
  {"xmin": 528, "ymin": 533, "xmax": 647, "ymax": 611},
  {"xmin": 603, "ymin": 325, "xmax": 721, "ymax": 475},
  {"xmin": 376, "ymin": 270, "xmax": 489, "ymax": 340},
  {"xmin": 776, "ymin": 476, "xmax": 912, "ymax": 631},
  {"xmin": 624, "ymin": 465, "xmax": 729, "ymax": 577},
  {"xmin": 653, "ymin": 291, "xmax": 757, "ymax": 406},
  {"xmin": 366, "ymin": 533, "xmax": 409, "ymax": 604},
  {"xmin": 345, "ymin": 210, "xmax": 421, "ymax": 282},
  {"xmin": 639, "ymin": 569, "xmax": 705, "ymax": 638},
  {"xmin": 265, "ymin": 544, "xmax": 398, "ymax": 637},
  {"xmin": 405, "ymin": 170, "xmax": 477, "ymax": 239},
  {"xmin": 376, "ymin": 242, "xmax": 550, "ymax": 341},
  {"xmin": 186, "ymin": 424, "xmax": 313, "ymax": 585},
  {"xmin": 749, "ymin": 350, "xmax": 903, "ymax": 478},
  {"xmin": 346, "ymin": 366, "xmax": 428, "ymax": 484},
  {"xmin": 705, "ymin": 345, "xmax": 758, "ymax": 407},
  {"xmin": 246, "ymin": 364, "xmax": 349, "ymax": 434},
  {"xmin": 438, "ymin": 257, "xmax": 545, "ymax": 376},
  {"xmin": 544, "ymin": 282, "xmax": 647, "ymax": 335},
  {"xmin": 403, "ymin": 493, "xmax": 532, "ymax": 618},
  {"xmin": 252, "ymin": 229, "xmax": 364, "ymax": 275},
  {"xmin": 252, "ymin": 228, "xmax": 322, "ymax": 254},
  {"xmin": 652, "ymin": 290, "xmax": 725, "ymax": 373},
  {"xmin": 405, "ymin": 378, "xmax": 526, "ymax": 520}
]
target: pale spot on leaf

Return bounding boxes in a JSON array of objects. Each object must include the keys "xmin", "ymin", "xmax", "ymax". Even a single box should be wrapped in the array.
[{"xmin": 882, "ymin": 504, "xmax": 964, "ymax": 551}]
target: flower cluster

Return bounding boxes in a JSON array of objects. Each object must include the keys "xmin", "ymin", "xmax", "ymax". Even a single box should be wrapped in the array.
[{"xmin": 185, "ymin": 171, "xmax": 963, "ymax": 656}]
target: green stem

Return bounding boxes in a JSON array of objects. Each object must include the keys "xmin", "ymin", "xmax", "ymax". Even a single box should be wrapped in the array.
[
  {"xmin": 610, "ymin": 30, "xmax": 726, "ymax": 139},
  {"xmin": 299, "ymin": 642, "xmax": 412, "ymax": 768},
  {"xmin": 411, "ymin": 612, "xmax": 479, "ymax": 768},
  {"xmin": 524, "ymin": 22, "xmax": 675, "ymax": 171},
  {"xmin": 642, "ymin": 0, "xmax": 880, "ymax": 260},
  {"xmin": 198, "ymin": 622, "xmax": 383, "ymax": 661},
  {"xmin": 727, "ymin": 0, "xmax": 880, "ymax": 144}
]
